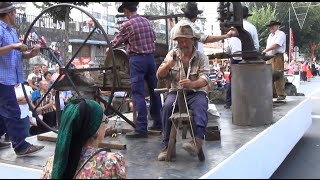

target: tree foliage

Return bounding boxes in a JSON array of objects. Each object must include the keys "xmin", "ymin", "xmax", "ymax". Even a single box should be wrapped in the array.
[
  {"xmin": 249, "ymin": 4, "xmax": 278, "ymax": 51},
  {"xmin": 32, "ymin": 2, "xmax": 90, "ymax": 65},
  {"xmin": 247, "ymin": 2, "xmax": 320, "ymax": 59},
  {"xmin": 142, "ymin": 2, "xmax": 187, "ymax": 27},
  {"xmin": 142, "ymin": 2, "xmax": 187, "ymax": 43},
  {"xmin": 32, "ymin": 2, "xmax": 89, "ymax": 22}
]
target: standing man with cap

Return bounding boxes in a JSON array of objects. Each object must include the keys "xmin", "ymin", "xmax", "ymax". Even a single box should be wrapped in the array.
[
  {"xmin": 168, "ymin": 2, "xmax": 238, "ymax": 52},
  {"xmin": 223, "ymin": 36, "xmax": 242, "ymax": 109},
  {"xmin": 0, "ymin": 2, "xmax": 44, "ymax": 156},
  {"xmin": 242, "ymin": 6, "xmax": 259, "ymax": 51},
  {"xmin": 110, "ymin": 2, "xmax": 162, "ymax": 138},
  {"xmin": 224, "ymin": 6, "xmax": 259, "ymax": 109},
  {"xmin": 262, "ymin": 20, "xmax": 286, "ymax": 101}
]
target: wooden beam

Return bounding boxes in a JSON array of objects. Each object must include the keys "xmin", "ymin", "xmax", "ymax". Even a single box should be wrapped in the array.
[{"xmin": 37, "ymin": 131, "xmax": 127, "ymax": 150}]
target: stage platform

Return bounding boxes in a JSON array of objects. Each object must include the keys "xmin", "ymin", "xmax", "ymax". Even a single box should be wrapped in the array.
[{"xmin": 0, "ymin": 96, "xmax": 312, "ymax": 179}]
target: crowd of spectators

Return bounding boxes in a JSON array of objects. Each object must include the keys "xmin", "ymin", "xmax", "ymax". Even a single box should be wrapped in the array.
[{"xmin": 285, "ymin": 59, "xmax": 320, "ymax": 82}]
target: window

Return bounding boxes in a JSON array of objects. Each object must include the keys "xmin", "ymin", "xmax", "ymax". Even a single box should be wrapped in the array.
[
  {"xmin": 92, "ymin": 12, "xmax": 101, "ymax": 19},
  {"xmin": 107, "ymin": 15, "xmax": 115, "ymax": 23}
]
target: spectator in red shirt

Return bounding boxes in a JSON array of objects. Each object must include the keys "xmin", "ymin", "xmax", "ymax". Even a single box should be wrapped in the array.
[
  {"xmin": 39, "ymin": 36, "xmax": 46, "ymax": 48},
  {"xmin": 87, "ymin": 19, "xmax": 94, "ymax": 31}
]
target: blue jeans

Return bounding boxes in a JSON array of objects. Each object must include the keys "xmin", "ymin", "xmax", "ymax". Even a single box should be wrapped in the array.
[
  {"xmin": 0, "ymin": 83, "xmax": 30, "ymax": 152},
  {"xmin": 226, "ymin": 59, "xmax": 240, "ymax": 106},
  {"xmin": 129, "ymin": 54, "xmax": 162, "ymax": 134},
  {"xmin": 161, "ymin": 91, "xmax": 208, "ymax": 148}
]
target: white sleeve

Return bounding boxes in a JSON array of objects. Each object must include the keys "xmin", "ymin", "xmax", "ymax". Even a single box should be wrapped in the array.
[
  {"xmin": 274, "ymin": 32, "xmax": 286, "ymax": 47},
  {"xmin": 252, "ymin": 28, "xmax": 260, "ymax": 50},
  {"xmin": 230, "ymin": 37, "xmax": 242, "ymax": 54},
  {"xmin": 27, "ymin": 73, "xmax": 34, "ymax": 81},
  {"xmin": 25, "ymin": 86, "xmax": 33, "ymax": 96}
]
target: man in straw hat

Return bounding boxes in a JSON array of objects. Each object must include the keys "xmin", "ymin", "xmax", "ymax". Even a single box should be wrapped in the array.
[
  {"xmin": 168, "ymin": 2, "xmax": 238, "ymax": 52},
  {"xmin": 110, "ymin": 2, "xmax": 163, "ymax": 138},
  {"xmin": 0, "ymin": 2, "xmax": 44, "ymax": 156},
  {"xmin": 262, "ymin": 20, "xmax": 287, "ymax": 101},
  {"xmin": 157, "ymin": 23, "xmax": 210, "ymax": 160}
]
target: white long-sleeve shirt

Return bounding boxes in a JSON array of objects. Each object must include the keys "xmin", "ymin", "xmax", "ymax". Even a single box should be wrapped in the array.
[
  {"xmin": 266, "ymin": 29, "xmax": 286, "ymax": 55},
  {"xmin": 224, "ymin": 37, "xmax": 242, "ymax": 61},
  {"xmin": 243, "ymin": 19, "xmax": 260, "ymax": 51}
]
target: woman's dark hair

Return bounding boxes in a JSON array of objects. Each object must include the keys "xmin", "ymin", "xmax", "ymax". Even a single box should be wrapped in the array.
[
  {"xmin": 43, "ymin": 71, "xmax": 52, "ymax": 78},
  {"xmin": 219, "ymin": 66, "xmax": 225, "ymax": 77},
  {"xmin": 62, "ymin": 99, "xmax": 92, "ymax": 179}
]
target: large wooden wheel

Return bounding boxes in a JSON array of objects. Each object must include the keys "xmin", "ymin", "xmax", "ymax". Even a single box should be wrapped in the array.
[{"xmin": 21, "ymin": 3, "xmax": 120, "ymax": 134}]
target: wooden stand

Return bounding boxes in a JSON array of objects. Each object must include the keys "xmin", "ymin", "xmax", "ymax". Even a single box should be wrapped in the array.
[{"xmin": 165, "ymin": 90, "xmax": 205, "ymax": 162}]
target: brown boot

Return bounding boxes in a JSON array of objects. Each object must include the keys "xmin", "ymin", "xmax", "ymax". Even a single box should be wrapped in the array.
[
  {"xmin": 157, "ymin": 146, "xmax": 176, "ymax": 161},
  {"xmin": 182, "ymin": 138, "xmax": 203, "ymax": 157}
]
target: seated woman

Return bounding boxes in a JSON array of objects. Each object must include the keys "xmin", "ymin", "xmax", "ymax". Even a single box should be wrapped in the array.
[
  {"xmin": 40, "ymin": 98, "xmax": 127, "ymax": 179},
  {"xmin": 30, "ymin": 80, "xmax": 56, "ymax": 135},
  {"xmin": 216, "ymin": 66, "xmax": 226, "ymax": 89}
]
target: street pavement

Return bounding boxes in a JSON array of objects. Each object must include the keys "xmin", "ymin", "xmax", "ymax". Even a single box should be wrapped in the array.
[{"xmin": 271, "ymin": 76, "xmax": 320, "ymax": 179}]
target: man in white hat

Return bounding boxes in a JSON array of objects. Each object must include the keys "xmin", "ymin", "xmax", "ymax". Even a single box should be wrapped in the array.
[
  {"xmin": 157, "ymin": 24, "xmax": 210, "ymax": 161},
  {"xmin": 168, "ymin": 2, "xmax": 238, "ymax": 52},
  {"xmin": 263, "ymin": 20, "xmax": 287, "ymax": 101},
  {"xmin": 0, "ymin": 2, "xmax": 44, "ymax": 156}
]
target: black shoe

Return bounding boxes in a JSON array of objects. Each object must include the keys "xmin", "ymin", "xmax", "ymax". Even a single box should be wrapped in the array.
[
  {"xmin": 277, "ymin": 96, "xmax": 286, "ymax": 101},
  {"xmin": 4, "ymin": 133, "xmax": 10, "ymax": 142},
  {"xmin": 0, "ymin": 142, "xmax": 11, "ymax": 150},
  {"xmin": 15, "ymin": 144, "xmax": 45, "ymax": 157},
  {"xmin": 125, "ymin": 131, "xmax": 148, "ymax": 138},
  {"xmin": 148, "ymin": 126, "xmax": 162, "ymax": 131},
  {"xmin": 224, "ymin": 105, "xmax": 231, "ymax": 109}
]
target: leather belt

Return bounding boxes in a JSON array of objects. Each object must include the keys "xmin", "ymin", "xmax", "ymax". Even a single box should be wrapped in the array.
[{"xmin": 129, "ymin": 52, "xmax": 152, "ymax": 56}]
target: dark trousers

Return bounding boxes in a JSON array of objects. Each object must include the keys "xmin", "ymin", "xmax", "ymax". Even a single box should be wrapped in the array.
[
  {"xmin": 226, "ymin": 59, "xmax": 240, "ymax": 106},
  {"xmin": 29, "ymin": 111, "xmax": 56, "ymax": 136},
  {"xmin": 301, "ymin": 71, "xmax": 307, "ymax": 81},
  {"xmin": 161, "ymin": 91, "xmax": 208, "ymax": 148},
  {"xmin": 129, "ymin": 54, "xmax": 162, "ymax": 133},
  {"xmin": 0, "ymin": 83, "xmax": 30, "ymax": 152}
]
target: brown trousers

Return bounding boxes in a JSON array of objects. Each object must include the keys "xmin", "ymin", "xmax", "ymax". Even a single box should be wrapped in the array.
[{"xmin": 266, "ymin": 53, "xmax": 286, "ymax": 97}]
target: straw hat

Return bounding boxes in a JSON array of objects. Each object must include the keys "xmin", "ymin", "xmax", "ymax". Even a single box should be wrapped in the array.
[
  {"xmin": 0, "ymin": 2, "xmax": 16, "ymax": 14},
  {"xmin": 173, "ymin": 24, "xmax": 198, "ymax": 40}
]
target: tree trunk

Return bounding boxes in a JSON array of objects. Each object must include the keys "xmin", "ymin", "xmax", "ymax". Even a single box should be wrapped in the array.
[{"xmin": 63, "ymin": 7, "xmax": 70, "ymax": 65}]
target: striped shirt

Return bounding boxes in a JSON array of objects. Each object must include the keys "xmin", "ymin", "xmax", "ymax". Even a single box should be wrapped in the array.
[
  {"xmin": 0, "ymin": 20, "xmax": 24, "ymax": 85},
  {"xmin": 35, "ymin": 92, "xmax": 54, "ymax": 114},
  {"xmin": 111, "ymin": 14, "xmax": 156, "ymax": 54}
]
